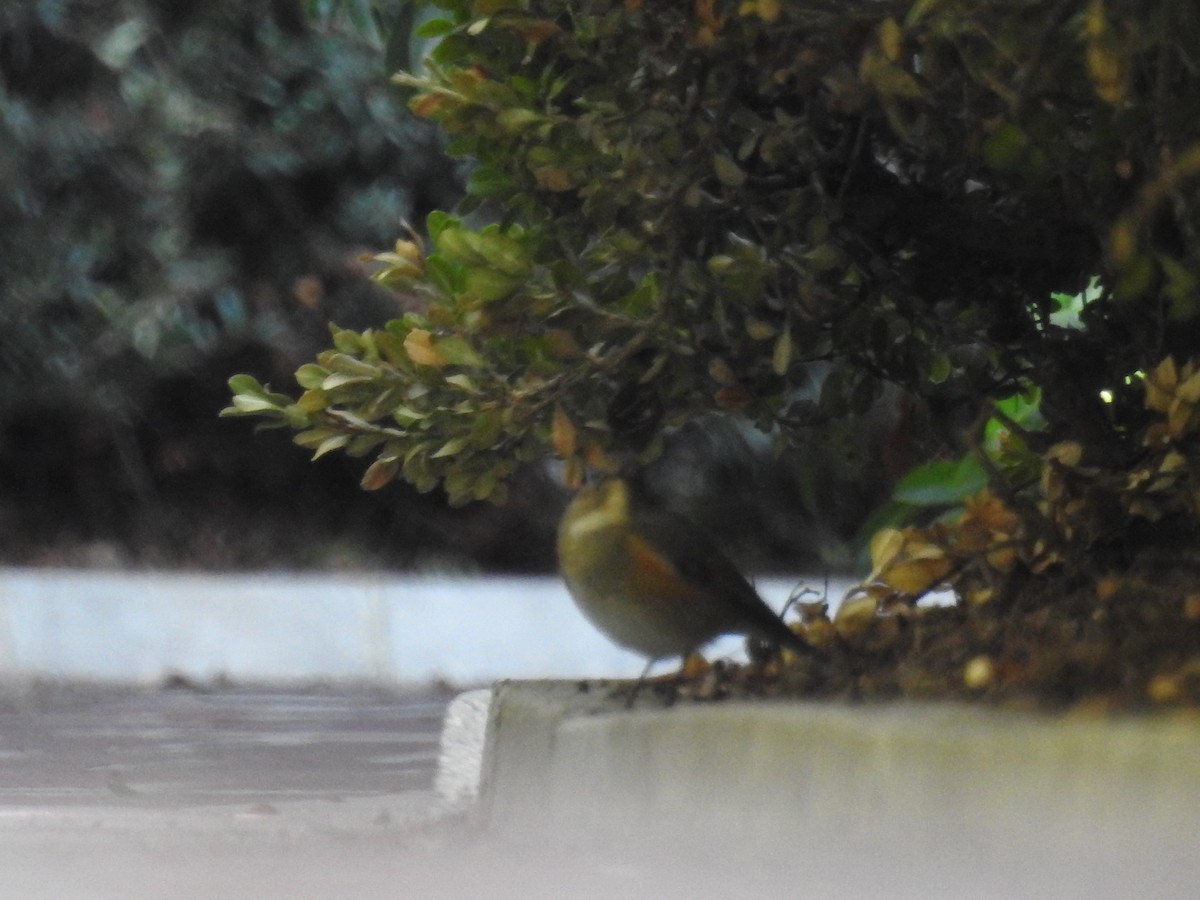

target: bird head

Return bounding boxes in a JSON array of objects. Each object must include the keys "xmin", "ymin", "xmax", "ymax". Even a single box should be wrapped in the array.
[{"xmin": 560, "ymin": 478, "xmax": 631, "ymax": 542}]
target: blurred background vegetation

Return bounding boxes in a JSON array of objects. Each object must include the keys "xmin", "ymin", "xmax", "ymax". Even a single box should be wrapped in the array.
[{"xmin": 0, "ymin": 0, "xmax": 537, "ymax": 570}]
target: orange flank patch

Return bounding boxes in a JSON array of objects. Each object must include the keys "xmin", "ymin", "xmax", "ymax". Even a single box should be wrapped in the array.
[{"xmin": 624, "ymin": 533, "xmax": 696, "ymax": 603}]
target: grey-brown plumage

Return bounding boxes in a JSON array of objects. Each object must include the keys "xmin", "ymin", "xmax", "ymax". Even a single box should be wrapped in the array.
[{"xmin": 558, "ymin": 479, "xmax": 816, "ymax": 661}]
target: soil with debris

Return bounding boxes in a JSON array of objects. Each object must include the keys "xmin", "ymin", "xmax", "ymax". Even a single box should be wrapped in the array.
[{"xmin": 651, "ymin": 572, "xmax": 1200, "ymax": 711}]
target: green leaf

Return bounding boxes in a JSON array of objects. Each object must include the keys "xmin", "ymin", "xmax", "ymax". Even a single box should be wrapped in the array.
[
  {"xmin": 228, "ymin": 374, "xmax": 266, "ymax": 396},
  {"xmin": 321, "ymin": 372, "xmax": 374, "ymax": 390},
  {"xmin": 426, "ymin": 210, "xmax": 460, "ymax": 241},
  {"xmin": 374, "ymin": 331, "xmax": 409, "ymax": 367},
  {"xmin": 771, "ymin": 329, "xmax": 792, "ymax": 376},
  {"xmin": 429, "ymin": 33, "xmax": 471, "ymax": 68},
  {"xmin": 295, "ymin": 391, "xmax": 329, "ymax": 414},
  {"xmin": 361, "ymin": 457, "xmax": 400, "ymax": 491},
  {"xmin": 497, "ymin": 107, "xmax": 544, "ymax": 133},
  {"xmin": 474, "ymin": 230, "xmax": 530, "ymax": 276},
  {"xmin": 294, "ymin": 427, "xmax": 339, "ymax": 449},
  {"xmin": 426, "ymin": 255, "xmax": 463, "ymax": 296},
  {"xmin": 323, "ymin": 353, "xmax": 380, "ymax": 377},
  {"xmin": 471, "ymin": 469, "xmax": 499, "ymax": 501},
  {"xmin": 713, "ymin": 154, "xmax": 746, "ymax": 188},
  {"xmin": 468, "ymin": 166, "xmax": 514, "ymax": 198},
  {"xmin": 230, "ymin": 394, "xmax": 282, "ymax": 414},
  {"xmin": 470, "ymin": 408, "xmax": 504, "ymax": 447},
  {"xmin": 346, "ymin": 433, "xmax": 384, "ymax": 457},
  {"xmin": 415, "ymin": 17, "xmax": 455, "ymax": 39},
  {"xmin": 462, "ymin": 267, "xmax": 522, "ymax": 303},
  {"xmin": 437, "ymin": 336, "xmax": 485, "ymax": 368},
  {"xmin": 893, "ymin": 456, "xmax": 988, "ymax": 506},
  {"xmin": 436, "ymin": 226, "xmax": 490, "ymax": 267},
  {"xmin": 802, "ymin": 243, "xmax": 847, "ymax": 272},
  {"xmin": 312, "ymin": 434, "xmax": 351, "ymax": 460},
  {"xmin": 331, "ymin": 328, "xmax": 364, "ymax": 355},
  {"xmin": 295, "ymin": 364, "xmax": 330, "ymax": 390},
  {"xmin": 443, "ymin": 467, "xmax": 476, "ymax": 503},
  {"xmin": 432, "ymin": 436, "xmax": 471, "ymax": 458},
  {"xmin": 926, "ymin": 353, "xmax": 952, "ymax": 385},
  {"xmin": 981, "ymin": 122, "xmax": 1030, "ymax": 173},
  {"xmin": 392, "ymin": 406, "xmax": 425, "ymax": 425},
  {"xmin": 282, "ymin": 404, "xmax": 312, "ymax": 429}
]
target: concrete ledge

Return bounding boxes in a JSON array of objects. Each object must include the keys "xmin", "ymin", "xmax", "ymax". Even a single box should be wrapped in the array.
[
  {"xmin": 477, "ymin": 681, "xmax": 1200, "ymax": 895},
  {"xmin": 0, "ymin": 568, "xmax": 849, "ymax": 684},
  {"xmin": 0, "ymin": 570, "xmax": 647, "ymax": 683}
]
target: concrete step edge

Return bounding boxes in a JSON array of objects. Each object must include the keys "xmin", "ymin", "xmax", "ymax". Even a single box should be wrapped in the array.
[{"xmin": 468, "ymin": 679, "xmax": 1200, "ymax": 870}]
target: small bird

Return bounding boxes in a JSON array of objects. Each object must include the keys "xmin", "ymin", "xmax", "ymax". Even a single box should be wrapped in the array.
[{"xmin": 557, "ymin": 478, "xmax": 817, "ymax": 674}]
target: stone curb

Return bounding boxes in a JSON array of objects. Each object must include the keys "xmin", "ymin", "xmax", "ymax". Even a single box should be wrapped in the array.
[{"xmin": 469, "ymin": 680, "xmax": 1200, "ymax": 897}]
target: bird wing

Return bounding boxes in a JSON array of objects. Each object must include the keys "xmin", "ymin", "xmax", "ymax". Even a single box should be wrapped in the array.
[
  {"xmin": 623, "ymin": 530, "xmax": 700, "ymax": 602},
  {"xmin": 627, "ymin": 506, "xmax": 802, "ymax": 646}
]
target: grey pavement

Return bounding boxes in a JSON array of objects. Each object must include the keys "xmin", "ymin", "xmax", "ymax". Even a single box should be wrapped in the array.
[
  {"xmin": 0, "ymin": 684, "xmax": 449, "ymax": 808},
  {"xmin": 0, "ymin": 684, "xmax": 466, "ymax": 899}
]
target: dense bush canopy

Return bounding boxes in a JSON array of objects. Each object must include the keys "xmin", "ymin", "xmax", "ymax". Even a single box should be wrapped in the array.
[{"xmin": 231, "ymin": 0, "xmax": 1200, "ymax": 511}]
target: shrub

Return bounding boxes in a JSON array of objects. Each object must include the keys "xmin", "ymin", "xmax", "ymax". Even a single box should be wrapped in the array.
[{"xmin": 228, "ymin": 0, "xmax": 1200, "ymax": 590}]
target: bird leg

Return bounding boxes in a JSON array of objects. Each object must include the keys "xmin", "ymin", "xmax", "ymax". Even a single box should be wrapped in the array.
[
  {"xmin": 611, "ymin": 652, "xmax": 713, "ymax": 708},
  {"xmin": 615, "ymin": 656, "xmax": 661, "ymax": 708}
]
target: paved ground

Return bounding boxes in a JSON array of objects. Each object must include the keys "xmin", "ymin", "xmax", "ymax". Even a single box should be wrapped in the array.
[
  {"xmin": 0, "ymin": 683, "xmax": 450, "ymax": 808},
  {"xmin": 0, "ymin": 683, "xmax": 471, "ymax": 900}
]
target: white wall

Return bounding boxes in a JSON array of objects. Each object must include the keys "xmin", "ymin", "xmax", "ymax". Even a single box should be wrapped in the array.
[{"xmin": 0, "ymin": 569, "xmax": 861, "ymax": 684}]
